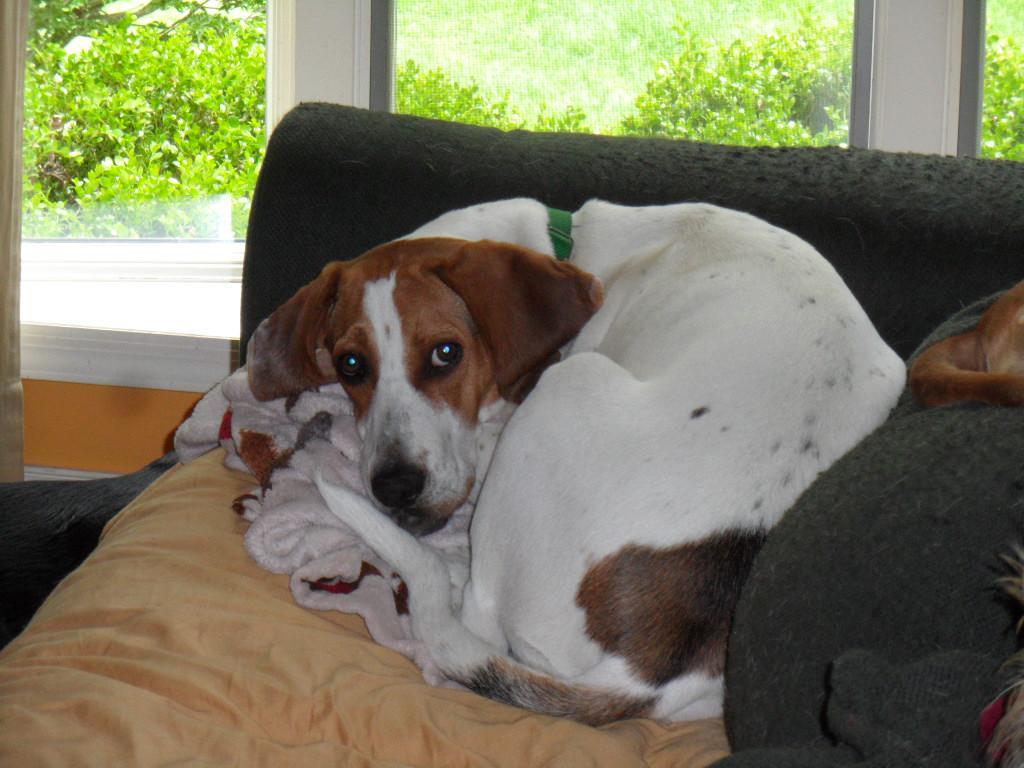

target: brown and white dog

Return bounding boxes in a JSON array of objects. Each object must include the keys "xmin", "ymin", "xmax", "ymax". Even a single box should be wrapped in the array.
[
  {"xmin": 910, "ymin": 279, "xmax": 1024, "ymax": 407},
  {"xmin": 249, "ymin": 198, "xmax": 906, "ymax": 725},
  {"xmin": 248, "ymin": 234, "xmax": 600, "ymax": 538}
]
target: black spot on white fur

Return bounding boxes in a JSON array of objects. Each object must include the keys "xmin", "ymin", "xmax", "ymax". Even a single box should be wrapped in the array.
[
  {"xmin": 691, "ymin": 406, "xmax": 710, "ymax": 419},
  {"xmin": 800, "ymin": 438, "xmax": 820, "ymax": 459}
]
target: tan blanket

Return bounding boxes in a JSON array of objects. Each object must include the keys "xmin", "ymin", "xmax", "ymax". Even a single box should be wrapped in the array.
[{"xmin": 0, "ymin": 451, "xmax": 728, "ymax": 766}]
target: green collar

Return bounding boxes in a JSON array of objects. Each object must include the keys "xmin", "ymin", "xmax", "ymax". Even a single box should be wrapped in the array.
[{"xmin": 546, "ymin": 206, "xmax": 574, "ymax": 261}]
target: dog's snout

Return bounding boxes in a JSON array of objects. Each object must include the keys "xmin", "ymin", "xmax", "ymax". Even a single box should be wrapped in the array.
[{"xmin": 370, "ymin": 462, "xmax": 426, "ymax": 510}]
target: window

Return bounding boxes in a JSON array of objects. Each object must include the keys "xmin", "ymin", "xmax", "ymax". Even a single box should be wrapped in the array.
[
  {"xmin": 983, "ymin": 1, "xmax": 1024, "ymax": 160},
  {"xmin": 21, "ymin": 0, "xmax": 266, "ymax": 340},
  {"xmin": 393, "ymin": 1, "xmax": 855, "ymax": 146},
  {"xmin": 19, "ymin": 0, "xmax": 1005, "ymax": 390}
]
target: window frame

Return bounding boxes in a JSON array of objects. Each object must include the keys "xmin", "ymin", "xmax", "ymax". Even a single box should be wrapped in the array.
[
  {"xmin": 853, "ymin": 0, "xmax": 985, "ymax": 155},
  {"xmin": 21, "ymin": 0, "xmax": 989, "ymax": 392}
]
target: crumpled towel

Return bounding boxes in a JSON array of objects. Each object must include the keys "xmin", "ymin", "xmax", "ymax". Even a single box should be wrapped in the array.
[{"xmin": 174, "ymin": 366, "xmax": 470, "ymax": 685}]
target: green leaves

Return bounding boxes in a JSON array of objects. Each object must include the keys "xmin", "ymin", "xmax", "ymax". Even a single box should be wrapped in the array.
[
  {"xmin": 620, "ymin": 11, "xmax": 852, "ymax": 146},
  {"xmin": 394, "ymin": 61, "xmax": 589, "ymax": 133},
  {"xmin": 393, "ymin": 9, "xmax": 852, "ymax": 148},
  {"xmin": 23, "ymin": 6, "xmax": 265, "ymax": 238},
  {"xmin": 23, "ymin": 2, "xmax": 1024, "ymax": 242},
  {"xmin": 983, "ymin": 34, "xmax": 1024, "ymax": 161}
]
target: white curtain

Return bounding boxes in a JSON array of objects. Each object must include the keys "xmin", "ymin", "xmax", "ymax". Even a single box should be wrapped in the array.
[{"xmin": 0, "ymin": 0, "xmax": 28, "ymax": 481}]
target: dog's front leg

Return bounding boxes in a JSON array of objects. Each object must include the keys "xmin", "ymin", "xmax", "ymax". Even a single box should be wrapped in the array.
[
  {"xmin": 314, "ymin": 474, "xmax": 460, "ymax": 639},
  {"xmin": 315, "ymin": 474, "xmax": 510, "ymax": 679}
]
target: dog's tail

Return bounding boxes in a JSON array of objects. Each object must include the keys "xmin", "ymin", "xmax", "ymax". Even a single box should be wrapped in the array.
[
  {"xmin": 315, "ymin": 474, "xmax": 655, "ymax": 726},
  {"xmin": 909, "ymin": 332, "xmax": 1024, "ymax": 407},
  {"xmin": 405, "ymin": 575, "xmax": 658, "ymax": 726},
  {"xmin": 453, "ymin": 656, "xmax": 655, "ymax": 726}
]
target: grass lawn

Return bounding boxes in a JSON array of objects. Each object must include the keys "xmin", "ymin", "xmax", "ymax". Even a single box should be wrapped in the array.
[
  {"xmin": 394, "ymin": 0, "xmax": 852, "ymax": 132},
  {"xmin": 990, "ymin": 3, "xmax": 1024, "ymax": 42}
]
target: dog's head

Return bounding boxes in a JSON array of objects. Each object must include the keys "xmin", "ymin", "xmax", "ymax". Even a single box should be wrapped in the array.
[{"xmin": 247, "ymin": 237, "xmax": 603, "ymax": 535}]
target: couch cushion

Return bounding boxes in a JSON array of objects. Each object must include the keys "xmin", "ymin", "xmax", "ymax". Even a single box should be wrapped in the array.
[
  {"xmin": 722, "ymin": 288, "xmax": 1024, "ymax": 765},
  {"xmin": 0, "ymin": 450, "xmax": 728, "ymax": 767}
]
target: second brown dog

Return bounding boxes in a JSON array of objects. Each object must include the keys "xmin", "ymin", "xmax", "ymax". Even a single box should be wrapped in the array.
[{"xmin": 910, "ymin": 280, "xmax": 1024, "ymax": 407}]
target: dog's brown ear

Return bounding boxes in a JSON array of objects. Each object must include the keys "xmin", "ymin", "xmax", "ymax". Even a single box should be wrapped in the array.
[
  {"xmin": 434, "ymin": 240, "xmax": 603, "ymax": 402},
  {"xmin": 247, "ymin": 263, "xmax": 343, "ymax": 401}
]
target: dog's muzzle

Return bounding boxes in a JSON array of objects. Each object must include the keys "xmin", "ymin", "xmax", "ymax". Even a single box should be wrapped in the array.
[
  {"xmin": 370, "ymin": 461, "xmax": 425, "ymax": 509},
  {"xmin": 369, "ymin": 461, "xmax": 447, "ymax": 536},
  {"xmin": 388, "ymin": 507, "xmax": 448, "ymax": 537}
]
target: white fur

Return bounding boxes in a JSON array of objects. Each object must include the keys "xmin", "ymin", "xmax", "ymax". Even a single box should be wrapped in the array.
[
  {"xmin": 404, "ymin": 199, "xmax": 554, "ymax": 255},
  {"xmin": 358, "ymin": 275, "xmax": 483, "ymax": 515},
  {"xmin": 318, "ymin": 198, "xmax": 907, "ymax": 720}
]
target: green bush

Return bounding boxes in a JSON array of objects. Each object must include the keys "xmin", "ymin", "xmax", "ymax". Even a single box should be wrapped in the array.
[
  {"xmin": 621, "ymin": 12, "xmax": 851, "ymax": 145},
  {"xmin": 23, "ymin": 8, "xmax": 265, "ymax": 238},
  {"xmin": 395, "ymin": 61, "xmax": 522, "ymax": 131},
  {"xmin": 982, "ymin": 34, "xmax": 1024, "ymax": 161},
  {"xmin": 394, "ymin": 11, "xmax": 851, "ymax": 147},
  {"xmin": 394, "ymin": 60, "xmax": 591, "ymax": 133},
  {"xmin": 23, "ymin": 5, "xmax": 1024, "ymax": 240}
]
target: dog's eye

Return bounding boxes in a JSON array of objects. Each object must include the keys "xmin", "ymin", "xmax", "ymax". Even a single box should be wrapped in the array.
[
  {"xmin": 430, "ymin": 341, "xmax": 463, "ymax": 371},
  {"xmin": 337, "ymin": 352, "xmax": 368, "ymax": 383}
]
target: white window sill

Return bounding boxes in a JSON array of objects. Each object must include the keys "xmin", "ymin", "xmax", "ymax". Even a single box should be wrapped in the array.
[
  {"xmin": 20, "ymin": 239, "xmax": 242, "ymax": 391},
  {"xmin": 21, "ymin": 238, "xmax": 243, "ymax": 338},
  {"xmin": 20, "ymin": 324, "xmax": 237, "ymax": 392},
  {"xmin": 22, "ymin": 465, "xmax": 118, "ymax": 482}
]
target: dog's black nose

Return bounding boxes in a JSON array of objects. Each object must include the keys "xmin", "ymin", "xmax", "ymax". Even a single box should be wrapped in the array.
[{"xmin": 370, "ymin": 462, "xmax": 426, "ymax": 510}]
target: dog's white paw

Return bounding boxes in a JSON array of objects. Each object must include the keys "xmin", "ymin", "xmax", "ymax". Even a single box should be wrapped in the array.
[{"xmin": 315, "ymin": 471, "xmax": 376, "ymax": 526}]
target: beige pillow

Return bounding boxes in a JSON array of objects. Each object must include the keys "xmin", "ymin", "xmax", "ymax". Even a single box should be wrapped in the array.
[{"xmin": 0, "ymin": 450, "xmax": 729, "ymax": 766}]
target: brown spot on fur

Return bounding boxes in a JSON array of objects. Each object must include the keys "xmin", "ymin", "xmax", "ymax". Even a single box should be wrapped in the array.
[
  {"xmin": 424, "ymin": 238, "xmax": 603, "ymax": 404},
  {"xmin": 389, "ymin": 261, "xmax": 503, "ymax": 425},
  {"xmin": 461, "ymin": 657, "xmax": 654, "ymax": 726},
  {"xmin": 325, "ymin": 310, "xmax": 381, "ymax": 421},
  {"xmin": 576, "ymin": 529, "xmax": 767, "ymax": 685}
]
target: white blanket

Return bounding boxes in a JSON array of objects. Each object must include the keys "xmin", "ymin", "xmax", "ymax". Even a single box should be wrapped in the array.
[{"xmin": 174, "ymin": 367, "xmax": 470, "ymax": 685}]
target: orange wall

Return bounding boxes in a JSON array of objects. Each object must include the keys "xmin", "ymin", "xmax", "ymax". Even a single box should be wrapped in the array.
[{"xmin": 23, "ymin": 380, "xmax": 201, "ymax": 474}]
